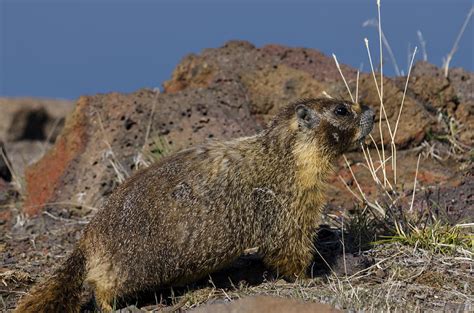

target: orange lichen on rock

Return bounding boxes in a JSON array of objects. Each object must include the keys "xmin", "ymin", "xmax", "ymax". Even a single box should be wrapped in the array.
[{"xmin": 23, "ymin": 97, "xmax": 88, "ymax": 216}]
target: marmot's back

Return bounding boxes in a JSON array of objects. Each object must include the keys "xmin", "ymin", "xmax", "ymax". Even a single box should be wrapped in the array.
[{"xmin": 86, "ymin": 145, "xmax": 261, "ymax": 286}]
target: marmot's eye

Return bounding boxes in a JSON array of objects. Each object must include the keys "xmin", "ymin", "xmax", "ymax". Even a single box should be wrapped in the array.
[{"xmin": 334, "ymin": 105, "xmax": 350, "ymax": 116}]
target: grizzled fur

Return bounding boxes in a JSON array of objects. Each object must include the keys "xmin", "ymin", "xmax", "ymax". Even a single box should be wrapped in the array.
[{"xmin": 15, "ymin": 98, "xmax": 374, "ymax": 312}]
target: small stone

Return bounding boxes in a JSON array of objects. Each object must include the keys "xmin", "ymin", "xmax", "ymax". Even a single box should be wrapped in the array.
[{"xmin": 376, "ymin": 268, "xmax": 386, "ymax": 278}]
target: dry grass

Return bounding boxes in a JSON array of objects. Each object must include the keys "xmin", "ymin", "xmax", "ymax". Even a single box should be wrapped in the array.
[
  {"xmin": 442, "ymin": 6, "xmax": 474, "ymax": 77},
  {"xmin": 326, "ymin": 5, "xmax": 473, "ymax": 313},
  {"xmin": 154, "ymin": 243, "xmax": 472, "ymax": 312},
  {"xmin": 331, "ymin": 0, "xmax": 473, "ymax": 258},
  {"xmin": 0, "ymin": 146, "xmax": 25, "ymax": 197}
]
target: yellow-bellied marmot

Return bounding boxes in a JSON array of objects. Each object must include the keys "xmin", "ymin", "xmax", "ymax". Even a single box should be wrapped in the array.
[{"xmin": 15, "ymin": 98, "xmax": 374, "ymax": 312}]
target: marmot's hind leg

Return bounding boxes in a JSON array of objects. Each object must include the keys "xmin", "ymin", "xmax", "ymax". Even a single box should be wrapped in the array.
[
  {"xmin": 263, "ymin": 238, "xmax": 314, "ymax": 280},
  {"xmin": 85, "ymin": 256, "xmax": 122, "ymax": 312}
]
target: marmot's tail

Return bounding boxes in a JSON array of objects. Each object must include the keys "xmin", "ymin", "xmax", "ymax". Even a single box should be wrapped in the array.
[{"xmin": 14, "ymin": 247, "xmax": 86, "ymax": 313}]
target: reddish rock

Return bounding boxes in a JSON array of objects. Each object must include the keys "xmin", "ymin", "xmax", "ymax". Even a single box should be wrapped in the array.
[
  {"xmin": 163, "ymin": 41, "xmax": 350, "ymax": 122},
  {"xmin": 163, "ymin": 41, "xmax": 258, "ymax": 94},
  {"xmin": 164, "ymin": 41, "xmax": 356, "ymax": 95},
  {"xmin": 191, "ymin": 296, "xmax": 341, "ymax": 313},
  {"xmin": 23, "ymin": 87, "xmax": 258, "ymax": 216},
  {"xmin": 327, "ymin": 150, "xmax": 460, "ymax": 210},
  {"xmin": 23, "ymin": 97, "xmax": 89, "ymax": 216},
  {"xmin": 164, "ymin": 41, "xmax": 468, "ymax": 148},
  {"xmin": 410, "ymin": 61, "xmax": 473, "ymax": 144},
  {"xmin": 355, "ymin": 74, "xmax": 436, "ymax": 148},
  {"xmin": 261, "ymin": 44, "xmax": 357, "ymax": 83},
  {"xmin": 411, "ymin": 61, "xmax": 473, "ymax": 105},
  {"xmin": 412, "ymin": 173, "xmax": 473, "ymax": 223},
  {"xmin": 455, "ymin": 101, "xmax": 474, "ymax": 144},
  {"xmin": 240, "ymin": 65, "xmax": 327, "ymax": 119}
]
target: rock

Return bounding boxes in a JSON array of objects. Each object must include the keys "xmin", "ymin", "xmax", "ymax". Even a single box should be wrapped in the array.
[
  {"xmin": 411, "ymin": 61, "xmax": 473, "ymax": 104},
  {"xmin": 240, "ymin": 65, "xmax": 327, "ymax": 119},
  {"xmin": 355, "ymin": 74, "xmax": 435, "ymax": 147},
  {"xmin": 332, "ymin": 253, "xmax": 374, "ymax": 276},
  {"xmin": 114, "ymin": 305, "xmax": 144, "ymax": 313},
  {"xmin": 23, "ymin": 88, "xmax": 258, "ymax": 216},
  {"xmin": 0, "ymin": 97, "xmax": 74, "ymax": 143},
  {"xmin": 191, "ymin": 296, "xmax": 341, "ymax": 313},
  {"xmin": 165, "ymin": 41, "xmax": 458, "ymax": 148},
  {"xmin": 261, "ymin": 44, "xmax": 357, "ymax": 83},
  {"xmin": 410, "ymin": 61, "xmax": 473, "ymax": 144},
  {"xmin": 326, "ymin": 149, "xmax": 460, "ymax": 210},
  {"xmin": 448, "ymin": 67, "xmax": 473, "ymax": 104},
  {"xmin": 412, "ymin": 173, "xmax": 474, "ymax": 223},
  {"xmin": 410, "ymin": 64, "xmax": 458, "ymax": 114},
  {"xmin": 163, "ymin": 41, "xmax": 353, "ymax": 122},
  {"xmin": 455, "ymin": 102, "xmax": 474, "ymax": 143}
]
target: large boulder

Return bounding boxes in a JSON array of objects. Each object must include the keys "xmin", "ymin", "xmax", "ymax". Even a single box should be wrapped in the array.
[
  {"xmin": 23, "ymin": 87, "xmax": 258, "ymax": 216},
  {"xmin": 164, "ymin": 41, "xmax": 468, "ymax": 148},
  {"xmin": 409, "ymin": 61, "xmax": 473, "ymax": 144},
  {"xmin": 164, "ymin": 41, "xmax": 355, "ymax": 122},
  {"xmin": 191, "ymin": 296, "xmax": 341, "ymax": 313}
]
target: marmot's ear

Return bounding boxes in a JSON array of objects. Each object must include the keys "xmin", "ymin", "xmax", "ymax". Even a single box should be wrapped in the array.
[{"xmin": 296, "ymin": 104, "xmax": 319, "ymax": 129}]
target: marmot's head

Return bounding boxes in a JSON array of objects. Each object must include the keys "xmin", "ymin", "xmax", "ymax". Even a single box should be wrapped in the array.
[
  {"xmin": 270, "ymin": 98, "xmax": 375, "ymax": 157},
  {"xmin": 294, "ymin": 98, "xmax": 375, "ymax": 155}
]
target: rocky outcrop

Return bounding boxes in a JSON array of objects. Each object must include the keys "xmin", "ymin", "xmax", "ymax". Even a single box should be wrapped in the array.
[
  {"xmin": 409, "ymin": 61, "xmax": 473, "ymax": 143},
  {"xmin": 20, "ymin": 41, "xmax": 473, "ymax": 217},
  {"xmin": 164, "ymin": 41, "xmax": 354, "ymax": 122},
  {"xmin": 23, "ymin": 87, "xmax": 258, "ymax": 215},
  {"xmin": 164, "ymin": 41, "xmax": 471, "ymax": 147}
]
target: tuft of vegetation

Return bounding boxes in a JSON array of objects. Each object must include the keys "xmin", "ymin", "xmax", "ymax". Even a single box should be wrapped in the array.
[
  {"xmin": 376, "ymin": 220, "xmax": 473, "ymax": 255},
  {"xmin": 146, "ymin": 135, "xmax": 172, "ymax": 161}
]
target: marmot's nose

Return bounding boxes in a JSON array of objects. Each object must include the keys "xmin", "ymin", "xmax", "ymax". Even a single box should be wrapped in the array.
[
  {"xmin": 358, "ymin": 107, "xmax": 375, "ymax": 140},
  {"xmin": 368, "ymin": 109, "xmax": 375, "ymax": 122},
  {"xmin": 362, "ymin": 105, "xmax": 375, "ymax": 121}
]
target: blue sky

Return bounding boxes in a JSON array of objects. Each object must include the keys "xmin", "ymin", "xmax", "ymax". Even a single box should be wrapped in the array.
[{"xmin": 1, "ymin": 0, "xmax": 472, "ymax": 99}]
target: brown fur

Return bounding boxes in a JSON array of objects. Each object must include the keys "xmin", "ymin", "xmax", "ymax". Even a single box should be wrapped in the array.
[
  {"xmin": 14, "ymin": 247, "xmax": 86, "ymax": 313},
  {"xmin": 14, "ymin": 98, "xmax": 374, "ymax": 312}
]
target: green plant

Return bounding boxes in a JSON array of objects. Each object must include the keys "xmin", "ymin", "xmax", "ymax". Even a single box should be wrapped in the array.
[{"xmin": 376, "ymin": 220, "xmax": 473, "ymax": 255}]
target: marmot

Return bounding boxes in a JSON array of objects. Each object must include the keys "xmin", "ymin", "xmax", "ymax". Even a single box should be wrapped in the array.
[{"xmin": 15, "ymin": 98, "xmax": 374, "ymax": 312}]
